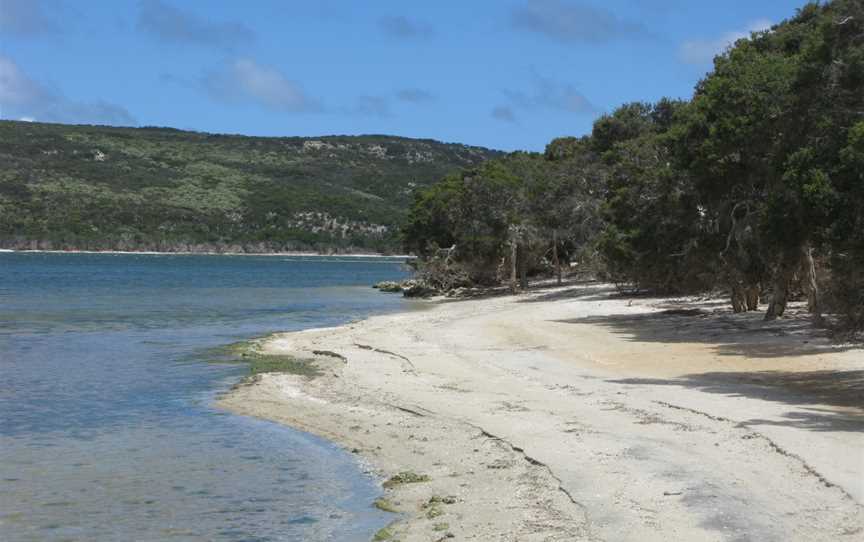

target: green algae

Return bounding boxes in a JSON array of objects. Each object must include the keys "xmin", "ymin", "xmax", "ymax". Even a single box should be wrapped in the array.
[
  {"xmin": 382, "ymin": 471, "xmax": 430, "ymax": 489},
  {"xmin": 205, "ymin": 337, "xmax": 321, "ymax": 378}
]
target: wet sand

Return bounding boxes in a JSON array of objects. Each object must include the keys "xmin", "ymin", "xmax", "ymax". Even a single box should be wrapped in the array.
[{"xmin": 220, "ymin": 282, "xmax": 864, "ymax": 541}]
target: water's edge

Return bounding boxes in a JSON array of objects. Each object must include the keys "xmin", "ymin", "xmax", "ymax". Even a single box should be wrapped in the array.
[{"xmin": 0, "ymin": 252, "xmax": 414, "ymax": 541}]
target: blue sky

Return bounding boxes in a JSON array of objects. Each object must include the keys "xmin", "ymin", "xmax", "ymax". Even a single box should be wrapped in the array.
[{"xmin": 1, "ymin": 0, "xmax": 810, "ymax": 151}]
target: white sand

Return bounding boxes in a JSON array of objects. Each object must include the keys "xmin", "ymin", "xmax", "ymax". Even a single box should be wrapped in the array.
[{"xmin": 220, "ymin": 282, "xmax": 864, "ymax": 541}]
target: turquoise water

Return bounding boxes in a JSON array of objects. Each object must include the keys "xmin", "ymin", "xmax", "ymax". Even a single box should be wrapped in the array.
[{"xmin": 0, "ymin": 253, "xmax": 413, "ymax": 541}]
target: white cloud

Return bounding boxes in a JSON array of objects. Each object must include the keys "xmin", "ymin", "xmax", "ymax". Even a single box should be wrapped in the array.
[
  {"xmin": 202, "ymin": 58, "xmax": 321, "ymax": 113},
  {"xmin": 679, "ymin": 19, "xmax": 772, "ymax": 65},
  {"xmin": 0, "ymin": 54, "xmax": 135, "ymax": 125},
  {"xmin": 19, "ymin": 116, "xmax": 36, "ymax": 122},
  {"xmin": 0, "ymin": 55, "xmax": 44, "ymax": 107}
]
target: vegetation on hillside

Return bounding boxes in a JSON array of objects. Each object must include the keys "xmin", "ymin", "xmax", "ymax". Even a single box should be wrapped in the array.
[
  {"xmin": 0, "ymin": 122, "xmax": 500, "ymax": 253},
  {"xmin": 404, "ymin": 0, "xmax": 864, "ymax": 328}
]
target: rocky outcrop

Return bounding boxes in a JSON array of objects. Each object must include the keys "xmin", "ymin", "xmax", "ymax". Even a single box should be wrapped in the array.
[
  {"xmin": 373, "ymin": 281, "xmax": 404, "ymax": 293},
  {"xmin": 373, "ymin": 279, "xmax": 439, "ymax": 298},
  {"xmin": 400, "ymin": 280, "xmax": 437, "ymax": 298}
]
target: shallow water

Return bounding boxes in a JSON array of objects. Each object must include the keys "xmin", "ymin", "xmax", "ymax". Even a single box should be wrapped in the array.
[{"xmin": 0, "ymin": 253, "xmax": 414, "ymax": 541}]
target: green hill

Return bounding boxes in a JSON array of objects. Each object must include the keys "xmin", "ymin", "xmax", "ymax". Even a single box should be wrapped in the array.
[{"xmin": 0, "ymin": 121, "xmax": 501, "ymax": 253}]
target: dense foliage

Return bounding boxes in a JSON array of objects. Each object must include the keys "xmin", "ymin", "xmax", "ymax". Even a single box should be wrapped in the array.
[
  {"xmin": 404, "ymin": 1, "xmax": 864, "ymax": 328},
  {"xmin": 0, "ymin": 122, "xmax": 500, "ymax": 253}
]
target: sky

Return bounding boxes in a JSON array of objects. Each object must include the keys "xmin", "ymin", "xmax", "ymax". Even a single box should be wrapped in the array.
[{"xmin": 1, "ymin": 0, "xmax": 811, "ymax": 151}]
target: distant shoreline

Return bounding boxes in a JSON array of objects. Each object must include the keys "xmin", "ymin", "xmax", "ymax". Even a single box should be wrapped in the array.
[{"xmin": 0, "ymin": 248, "xmax": 414, "ymax": 258}]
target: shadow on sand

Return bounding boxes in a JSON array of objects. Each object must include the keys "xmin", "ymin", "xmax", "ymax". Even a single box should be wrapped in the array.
[
  {"xmin": 512, "ymin": 280, "xmax": 613, "ymax": 303},
  {"xmin": 538, "ymin": 284, "xmax": 863, "ymax": 431},
  {"xmin": 610, "ymin": 370, "xmax": 864, "ymax": 432},
  {"xmin": 433, "ymin": 279, "xmax": 611, "ymax": 304},
  {"xmin": 552, "ymin": 306, "xmax": 856, "ymax": 359}
]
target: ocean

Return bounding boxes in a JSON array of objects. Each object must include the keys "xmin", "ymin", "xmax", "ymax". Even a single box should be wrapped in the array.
[{"xmin": 0, "ymin": 252, "xmax": 415, "ymax": 541}]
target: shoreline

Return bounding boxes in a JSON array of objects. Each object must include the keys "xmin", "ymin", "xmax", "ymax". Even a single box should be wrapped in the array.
[
  {"xmin": 219, "ymin": 281, "xmax": 864, "ymax": 541},
  {"xmin": 0, "ymin": 249, "xmax": 414, "ymax": 258}
]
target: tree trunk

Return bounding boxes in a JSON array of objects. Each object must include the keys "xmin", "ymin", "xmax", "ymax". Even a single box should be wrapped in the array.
[
  {"xmin": 731, "ymin": 285, "xmax": 746, "ymax": 313},
  {"xmin": 745, "ymin": 285, "xmax": 760, "ymax": 311},
  {"xmin": 518, "ymin": 244, "xmax": 529, "ymax": 290},
  {"xmin": 802, "ymin": 243, "xmax": 823, "ymax": 324},
  {"xmin": 764, "ymin": 252, "xmax": 798, "ymax": 321},
  {"xmin": 510, "ymin": 241, "xmax": 518, "ymax": 293},
  {"xmin": 552, "ymin": 230, "xmax": 561, "ymax": 285}
]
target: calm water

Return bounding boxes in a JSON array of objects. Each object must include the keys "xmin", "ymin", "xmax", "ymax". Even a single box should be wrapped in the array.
[{"xmin": 0, "ymin": 252, "xmax": 414, "ymax": 541}]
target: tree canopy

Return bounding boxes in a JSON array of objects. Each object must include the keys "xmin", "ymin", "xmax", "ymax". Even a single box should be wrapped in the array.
[{"xmin": 403, "ymin": 0, "xmax": 864, "ymax": 328}]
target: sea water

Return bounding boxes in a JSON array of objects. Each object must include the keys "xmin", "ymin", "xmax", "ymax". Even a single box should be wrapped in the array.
[{"xmin": 0, "ymin": 252, "xmax": 414, "ymax": 541}]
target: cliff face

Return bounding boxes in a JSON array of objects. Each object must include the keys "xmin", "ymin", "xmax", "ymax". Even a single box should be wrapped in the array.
[{"xmin": 0, "ymin": 121, "xmax": 501, "ymax": 253}]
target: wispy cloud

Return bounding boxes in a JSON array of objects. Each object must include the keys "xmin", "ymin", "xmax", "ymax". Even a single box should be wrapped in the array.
[
  {"xmin": 0, "ymin": 0, "xmax": 60, "ymax": 37},
  {"xmin": 0, "ymin": 54, "xmax": 135, "ymax": 125},
  {"xmin": 491, "ymin": 105, "xmax": 517, "ymax": 124},
  {"xmin": 503, "ymin": 71, "xmax": 597, "ymax": 114},
  {"xmin": 201, "ymin": 58, "xmax": 321, "ymax": 113},
  {"xmin": 193, "ymin": 59, "xmax": 395, "ymax": 118},
  {"xmin": 678, "ymin": 19, "xmax": 772, "ymax": 65},
  {"xmin": 137, "ymin": 0, "xmax": 254, "ymax": 51},
  {"xmin": 396, "ymin": 88, "xmax": 436, "ymax": 104},
  {"xmin": 347, "ymin": 95, "xmax": 392, "ymax": 118},
  {"xmin": 512, "ymin": 0, "xmax": 646, "ymax": 44},
  {"xmin": 379, "ymin": 15, "xmax": 434, "ymax": 39},
  {"xmin": 493, "ymin": 71, "xmax": 595, "ymax": 123}
]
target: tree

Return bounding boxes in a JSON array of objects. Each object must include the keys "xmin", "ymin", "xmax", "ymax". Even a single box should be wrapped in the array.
[
  {"xmin": 403, "ymin": 159, "xmax": 523, "ymax": 284},
  {"xmin": 595, "ymin": 100, "xmax": 711, "ymax": 292}
]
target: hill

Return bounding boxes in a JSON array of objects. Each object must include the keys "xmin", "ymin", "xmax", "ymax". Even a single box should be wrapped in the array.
[{"xmin": 0, "ymin": 121, "xmax": 501, "ymax": 253}]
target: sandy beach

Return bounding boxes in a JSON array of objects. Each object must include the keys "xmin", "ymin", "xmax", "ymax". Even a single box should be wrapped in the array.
[{"xmin": 219, "ymin": 281, "xmax": 864, "ymax": 541}]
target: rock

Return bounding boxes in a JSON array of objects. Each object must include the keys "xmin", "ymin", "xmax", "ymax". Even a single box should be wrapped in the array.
[
  {"xmin": 401, "ymin": 280, "xmax": 437, "ymax": 298},
  {"xmin": 374, "ymin": 279, "xmax": 438, "ymax": 297},
  {"xmin": 373, "ymin": 281, "xmax": 403, "ymax": 292}
]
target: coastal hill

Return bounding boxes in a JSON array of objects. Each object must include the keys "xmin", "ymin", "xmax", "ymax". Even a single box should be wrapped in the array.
[{"xmin": 0, "ymin": 121, "xmax": 501, "ymax": 253}]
